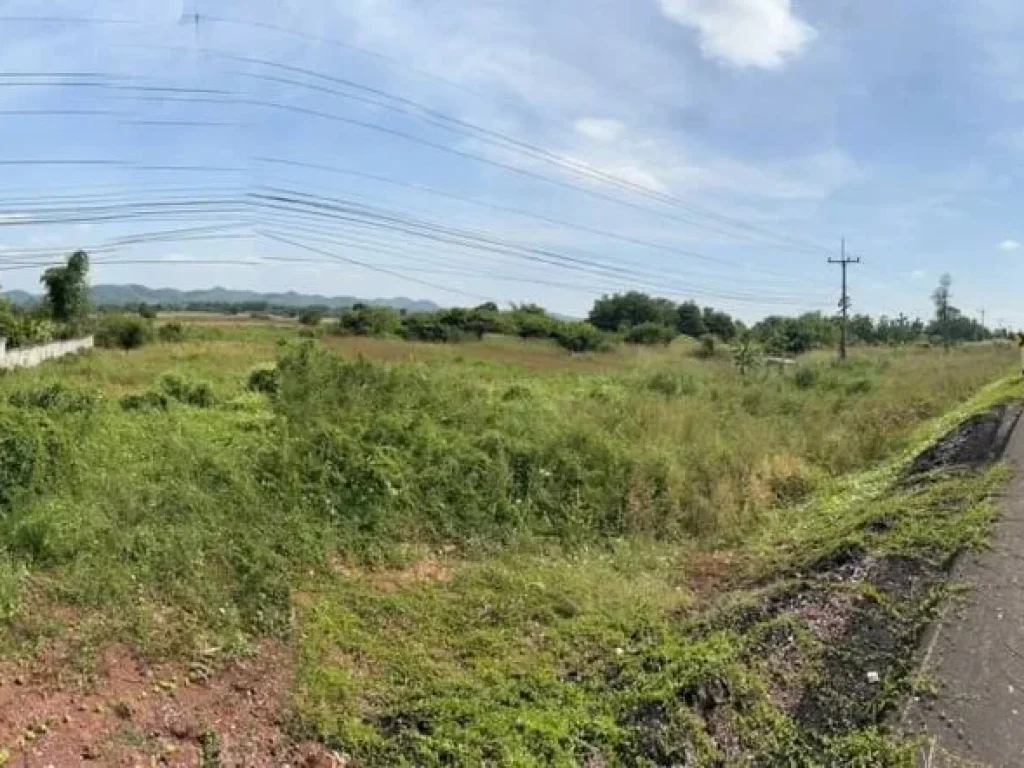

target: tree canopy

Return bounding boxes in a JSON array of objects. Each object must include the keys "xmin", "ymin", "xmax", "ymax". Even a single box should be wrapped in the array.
[{"xmin": 41, "ymin": 250, "xmax": 90, "ymax": 324}]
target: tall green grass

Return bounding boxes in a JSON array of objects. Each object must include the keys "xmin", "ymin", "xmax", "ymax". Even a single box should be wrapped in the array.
[
  {"xmin": 0, "ymin": 337, "xmax": 1009, "ymax": 656},
  {"xmin": 0, "ymin": 332, "xmax": 1012, "ymax": 762}
]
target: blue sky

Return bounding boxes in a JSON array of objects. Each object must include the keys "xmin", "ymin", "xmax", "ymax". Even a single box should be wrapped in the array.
[{"xmin": 1, "ymin": 0, "xmax": 1023, "ymax": 323}]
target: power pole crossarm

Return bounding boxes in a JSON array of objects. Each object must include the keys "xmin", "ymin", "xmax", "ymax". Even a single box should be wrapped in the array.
[{"xmin": 828, "ymin": 237, "xmax": 860, "ymax": 361}]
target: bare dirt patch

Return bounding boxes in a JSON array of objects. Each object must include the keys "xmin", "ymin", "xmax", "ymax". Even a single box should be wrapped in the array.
[
  {"xmin": 0, "ymin": 643, "xmax": 344, "ymax": 767},
  {"xmin": 907, "ymin": 403, "xmax": 1022, "ymax": 477},
  {"xmin": 331, "ymin": 555, "xmax": 455, "ymax": 593}
]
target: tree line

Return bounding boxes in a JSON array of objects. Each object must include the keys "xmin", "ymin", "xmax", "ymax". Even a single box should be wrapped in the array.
[{"xmin": 0, "ymin": 251, "xmax": 1006, "ymax": 356}]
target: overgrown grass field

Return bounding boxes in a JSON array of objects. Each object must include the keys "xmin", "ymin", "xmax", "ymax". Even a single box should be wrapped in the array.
[{"xmin": 0, "ymin": 327, "xmax": 1016, "ymax": 765}]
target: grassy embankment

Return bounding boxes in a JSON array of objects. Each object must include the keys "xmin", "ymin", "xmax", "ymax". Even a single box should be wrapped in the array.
[{"xmin": 0, "ymin": 324, "xmax": 1016, "ymax": 764}]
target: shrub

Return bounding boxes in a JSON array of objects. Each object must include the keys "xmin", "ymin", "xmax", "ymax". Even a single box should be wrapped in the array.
[
  {"xmin": 794, "ymin": 367, "xmax": 818, "ymax": 390},
  {"xmin": 0, "ymin": 408, "xmax": 64, "ymax": 511},
  {"xmin": 9, "ymin": 382, "xmax": 97, "ymax": 413},
  {"xmin": 513, "ymin": 312, "xmax": 556, "ymax": 339},
  {"xmin": 645, "ymin": 371, "xmax": 699, "ymax": 397},
  {"xmin": 0, "ymin": 305, "xmax": 55, "ymax": 349},
  {"xmin": 137, "ymin": 303, "xmax": 158, "ymax": 320},
  {"xmin": 401, "ymin": 314, "xmax": 466, "ymax": 343},
  {"xmin": 157, "ymin": 322, "xmax": 186, "ymax": 343},
  {"xmin": 247, "ymin": 365, "xmax": 280, "ymax": 395},
  {"xmin": 552, "ymin": 322, "xmax": 608, "ymax": 353},
  {"xmin": 119, "ymin": 391, "xmax": 169, "ymax": 411},
  {"xmin": 625, "ymin": 322, "xmax": 677, "ymax": 345},
  {"xmin": 695, "ymin": 335, "xmax": 717, "ymax": 359},
  {"xmin": 337, "ymin": 306, "xmax": 402, "ymax": 337},
  {"xmin": 732, "ymin": 339, "xmax": 761, "ymax": 376},
  {"xmin": 158, "ymin": 373, "xmax": 215, "ymax": 408},
  {"xmin": 298, "ymin": 309, "xmax": 324, "ymax": 326},
  {"xmin": 95, "ymin": 314, "xmax": 152, "ymax": 351}
]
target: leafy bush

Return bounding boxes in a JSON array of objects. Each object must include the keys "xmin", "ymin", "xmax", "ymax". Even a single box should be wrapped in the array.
[
  {"xmin": 552, "ymin": 322, "xmax": 608, "ymax": 353},
  {"xmin": 0, "ymin": 408, "xmax": 64, "ymax": 511},
  {"xmin": 247, "ymin": 364, "xmax": 280, "ymax": 395},
  {"xmin": 137, "ymin": 303, "xmax": 158, "ymax": 320},
  {"xmin": 794, "ymin": 367, "xmax": 818, "ymax": 390},
  {"xmin": 337, "ymin": 306, "xmax": 403, "ymax": 337},
  {"xmin": 0, "ymin": 304, "xmax": 55, "ymax": 349},
  {"xmin": 695, "ymin": 335, "xmax": 718, "ymax": 359},
  {"xmin": 400, "ymin": 314, "xmax": 467, "ymax": 343},
  {"xmin": 95, "ymin": 314, "xmax": 152, "ymax": 350},
  {"xmin": 625, "ymin": 322, "xmax": 677, "ymax": 345},
  {"xmin": 9, "ymin": 382, "xmax": 97, "ymax": 413},
  {"xmin": 157, "ymin": 322, "xmax": 186, "ymax": 343},
  {"xmin": 119, "ymin": 391, "xmax": 169, "ymax": 411},
  {"xmin": 298, "ymin": 309, "xmax": 324, "ymax": 326},
  {"xmin": 158, "ymin": 373, "xmax": 215, "ymax": 408},
  {"xmin": 645, "ymin": 371, "xmax": 699, "ymax": 397}
]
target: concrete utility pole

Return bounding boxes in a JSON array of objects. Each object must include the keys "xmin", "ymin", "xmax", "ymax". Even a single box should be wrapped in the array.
[
  {"xmin": 979, "ymin": 308, "xmax": 986, "ymax": 329},
  {"xmin": 828, "ymin": 237, "xmax": 860, "ymax": 361}
]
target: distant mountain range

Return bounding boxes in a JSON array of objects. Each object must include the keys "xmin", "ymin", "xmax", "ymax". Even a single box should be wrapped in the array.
[{"xmin": 3, "ymin": 285, "xmax": 441, "ymax": 313}]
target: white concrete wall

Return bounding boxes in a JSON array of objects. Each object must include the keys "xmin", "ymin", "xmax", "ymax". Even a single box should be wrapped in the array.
[{"xmin": 0, "ymin": 336, "xmax": 94, "ymax": 370}]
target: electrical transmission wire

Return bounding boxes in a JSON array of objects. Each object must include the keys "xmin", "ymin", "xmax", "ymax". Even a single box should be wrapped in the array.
[
  {"xmin": 254, "ymin": 203, "xmax": 822, "ymax": 306},
  {"xmin": 252, "ymin": 191, "xmax": 830, "ymax": 307},
  {"xmin": 111, "ymin": 41, "xmax": 839, "ymax": 258},
  {"xmin": 260, "ymin": 230, "xmax": 496, "ymax": 303},
  {"xmin": 213, "ymin": 49, "xmax": 837, "ymax": 257},
  {"xmin": 259, "ymin": 220, "xmax": 823, "ymax": 308},
  {"xmin": 0, "ymin": 18, "xmax": 848, "ymax": 314},
  {"xmin": 255, "ymin": 156, "xmax": 835, "ymax": 289},
  {"xmin": 197, "ymin": 13, "xmax": 506, "ymax": 108}
]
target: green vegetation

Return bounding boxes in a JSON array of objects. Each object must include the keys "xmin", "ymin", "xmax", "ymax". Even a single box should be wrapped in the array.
[
  {"xmin": 0, "ymin": 274, "xmax": 1016, "ymax": 763},
  {"xmin": 39, "ymin": 249, "xmax": 90, "ymax": 325}
]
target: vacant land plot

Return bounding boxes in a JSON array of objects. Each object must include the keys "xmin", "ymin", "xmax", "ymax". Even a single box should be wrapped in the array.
[{"xmin": 0, "ymin": 329, "xmax": 1016, "ymax": 765}]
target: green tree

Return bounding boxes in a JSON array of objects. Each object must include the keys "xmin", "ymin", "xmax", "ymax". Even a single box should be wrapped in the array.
[
  {"xmin": 337, "ymin": 306, "xmax": 402, "ymax": 336},
  {"xmin": 848, "ymin": 314, "xmax": 876, "ymax": 344},
  {"xmin": 676, "ymin": 301, "xmax": 706, "ymax": 337},
  {"xmin": 589, "ymin": 292, "xmax": 675, "ymax": 331},
  {"xmin": 298, "ymin": 309, "xmax": 324, "ymax": 326},
  {"xmin": 40, "ymin": 250, "xmax": 90, "ymax": 323},
  {"xmin": 702, "ymin": 308, "xmax": 737, "ymax": 341}
]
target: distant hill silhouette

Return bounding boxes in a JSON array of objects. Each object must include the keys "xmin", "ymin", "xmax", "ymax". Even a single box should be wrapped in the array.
[{"xmin": 3, "ymin": 284, "xmax": 441, "ymax": 313}]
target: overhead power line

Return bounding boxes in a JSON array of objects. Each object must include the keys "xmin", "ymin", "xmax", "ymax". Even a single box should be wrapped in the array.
[
  {"xmin": 252, "ymin": 190, "xmax": 830, "ymax": 307},
  {"xmin": 259, "ymin": 219, "xmax": 824, "ymax": 309},
  {"xmin": 260, "ymin": 230, "xmax": 495, "ymax": 303},
  {"xmin": 256, "ymin": 156, "xmax": 835, "ymax": 289},
  {"xmin": 116, "ymin": 41, "xmax": 837, "ymax": 258}
]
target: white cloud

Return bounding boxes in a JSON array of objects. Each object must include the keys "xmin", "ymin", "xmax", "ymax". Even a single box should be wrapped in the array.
[
  {"xmin": 602, "ymin": 164, "xmax": 668, "ymax": 192},
  {"xmin": 658, "ymin": 0, "xmax": 816, "ymax": 69},
  {"xmin": 574, "ymin": 118, "xmax": 625, "ymax": 143},
  {"xmin": 911, "ymin": 269, "xmax": 926, "ymax": 279},
  {"xmin": 1001, "ymin": 239, "xmax": 1021, "ymax": 251}
]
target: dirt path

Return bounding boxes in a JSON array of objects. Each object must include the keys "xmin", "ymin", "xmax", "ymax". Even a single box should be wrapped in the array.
[{"xmin": 902, "ymin": 411, "xmax": 1024, "ymax": 766}]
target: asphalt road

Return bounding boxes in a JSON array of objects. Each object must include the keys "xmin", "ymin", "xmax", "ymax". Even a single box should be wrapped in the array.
[{"xmin": 902, "ymin": 415, "xmax": 1024, "ymax": 766}]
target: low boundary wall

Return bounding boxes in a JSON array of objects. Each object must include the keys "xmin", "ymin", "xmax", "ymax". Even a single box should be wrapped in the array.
[{"xmin": 0, "ymin": 336, "xmax": 94, "ymax": 370}]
